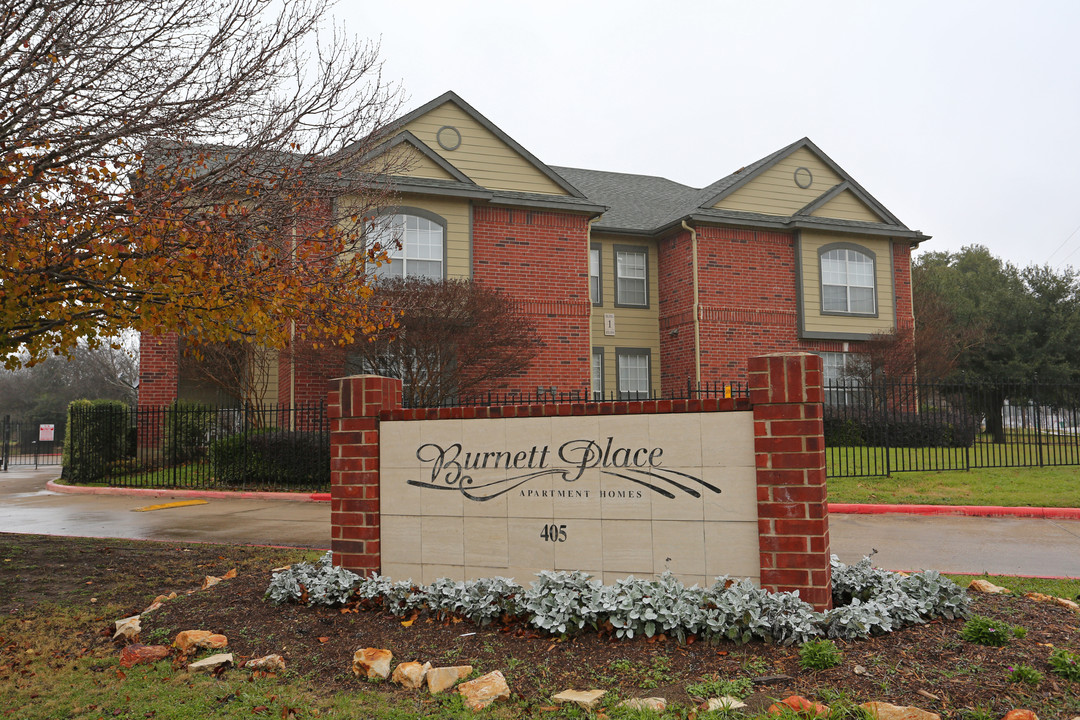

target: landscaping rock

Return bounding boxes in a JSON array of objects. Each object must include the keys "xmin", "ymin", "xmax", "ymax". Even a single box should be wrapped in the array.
[
  {"xmin": 391, "ymin": 661, "xmax": 431, "ymax": 689},
  {"xmin": 620, "ymin": 697, "xmax": 667, "ymax": 711},
  {"xmin": 769, "ymin": 695, "xmax": 830, "ymax": 717},
  {"xmin": 552, "ymin": 689, "xmax": 606, "ymax": 710},
  {"xmin": 860, "ymin": 701, "xmax": 941, "ymax": 720},
  {"xmin": 173, "ymin": 630, "xmax": 227, "ymax": 653},
  {"xmin": 969, "ymin": 579, "xmax": 1011, "ymax": 594},
  {"xmin": 457, "ymin": 670, "xmax": 510, "ymax": 711},
  {"xmin": 119, "ymin": 644, "xmax": 170, "ymax": 668},
  {"xmin": 707, "ymin": 696, "xmax": 747, "ymax": 711},
  {"xmin": 1024, "ymin": 592, "xmax": 1080, "ymax": 612},
  {"xmin": 112, "ymin": 615, "xmax": 141, "ymax": 643},
  {"xmin": 426, "ymin": 665, "xmax": 472, "ymax": 694},
  {"xmin": 351, "ymin": 648, "xmax": 393, "ymax": 680},
  {"xmin": 243, "ymin": 654, "xmax": 286, "ymax": 672},
  {"xmin": 1002, "ymin": 711, "xmax": 1039, "ymax": 720},
  {"xmin": 188, "ymin": 653, "xmax": 233, "ymax": 672}
]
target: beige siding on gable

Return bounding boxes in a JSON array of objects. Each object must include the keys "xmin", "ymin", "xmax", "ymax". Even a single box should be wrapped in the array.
[
  {"xmin": 800, "ymin": 230, "xmax": 894, "ymax": 337},
  {"xmin": 402, "ymin": 102, "xmax": 568, "ymax": 196},
  {"xmin": 391, "ymin": 141, "xmax": 457, "ymax": 181},
  {"xmin": 715, "ymin": 147, "xmax": 842, "ymax": 216},
  {"xmin": 589, "ymin": 234, "xmax": 661, "ymax": 396},
  {"xmin": 810, "ymin": 189, "xmax": 884, "ymax": 223}
]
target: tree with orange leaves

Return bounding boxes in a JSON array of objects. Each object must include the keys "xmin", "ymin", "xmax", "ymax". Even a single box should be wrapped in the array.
[{"xmin": 1, "ymin": 0, "xmax": 404, "ymax": 369}]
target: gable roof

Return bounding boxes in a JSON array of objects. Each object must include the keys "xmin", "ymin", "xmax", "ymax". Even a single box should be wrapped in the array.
[
  {"xmin": 361, "ymin": 130, "xmax": 475, "ymax": 184},
  {"xmin": 351, "ymin": 91, "xmax": 588, "ymax": 200},
  {"xmin": 557, "ymin": 137, "xmax": 928, "ymax": 240}
]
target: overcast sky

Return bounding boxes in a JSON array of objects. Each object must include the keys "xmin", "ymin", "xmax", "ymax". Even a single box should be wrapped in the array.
[{"xmin": 342, "ymin": 0, "xmax": 1080, "ymax": 270}]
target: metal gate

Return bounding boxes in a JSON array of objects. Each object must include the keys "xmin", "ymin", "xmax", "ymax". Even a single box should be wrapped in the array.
[{"xmin": 1, "ymin": 415, "xmax": 64, "ymax": 470}]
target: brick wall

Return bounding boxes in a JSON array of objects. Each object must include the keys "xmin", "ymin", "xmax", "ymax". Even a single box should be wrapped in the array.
[
  {"xmin": 471, "ymin": 207, "xmax": 591, "ymax": 394},
  {"xmin": 138, "ymin": 332, "xmax": 179, "ymax": 406},
  {"xmin": 658, "ymin": 230, "xmax": 697, "ymax": 395},
  {"xmin": 749, "ymin": 352, "xmax": 832, "ymax": 609}
]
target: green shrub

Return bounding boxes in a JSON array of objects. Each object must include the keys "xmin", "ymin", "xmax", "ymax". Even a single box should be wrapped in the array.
[
  {"xmin": 209, "ymin": 429, "xmax": 328, "ymax": 488},
  {"xmin": 64, "ymin": 399, "xmax": 131, "ymax": 482},
  {"xmin": 959, "ymin": 615, "xmax": 1013, "ymax": 646},
  {"xmin": 824, "ymin": 406, "xmax": 977, "ymax": 448},
  {"xmin": 164, "ymin": 401, "xmax": 214, "ymax": 463},
  {"xmin": 1048, "ymin": 648, "xmax": 1080, "ymax": 682},
  {"xmin": 1006, "ymin": 664, "xmax": 1042, "ymax": 685},
  {"xmin": 799, "ymin": 639, "xmax": 842, "ymax": 670}
]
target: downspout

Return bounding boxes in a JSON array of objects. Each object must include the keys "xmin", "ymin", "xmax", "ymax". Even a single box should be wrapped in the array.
[
  {"xmin": 681, "ymin": 220, "xmax": 701, "ymax": 386},
  {"xmin": 587, "ymin": 216, "xmax": 599, "ymax": 395}
]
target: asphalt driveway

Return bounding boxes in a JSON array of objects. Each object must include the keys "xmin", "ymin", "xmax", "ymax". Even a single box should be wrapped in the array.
[{"xmin": 2, "ymin": 467, "xmax": 1080, "ymax": 577}]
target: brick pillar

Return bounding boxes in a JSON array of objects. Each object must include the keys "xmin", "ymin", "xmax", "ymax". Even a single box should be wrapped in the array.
[
  {"xmin": 328, "ymin": 375, "xmax": 402, "ymax": 575},
  {"xmin": 749, "ymin": 352, "xmax": 832, "ymax": 610},
  {"xmin": 138, "ymin": 331, "xmax": 179, "ymax": 406}
]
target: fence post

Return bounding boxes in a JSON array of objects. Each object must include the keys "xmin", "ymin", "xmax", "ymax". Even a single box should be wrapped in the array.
[
  {"xmin": 1, "ymin": 414, "xmax": 8, "ymax": 471},
  {"xmin": 882, "ymin": 373, "xmax": 891, "ymax": 477},
  {"xmin": 1033, "ymin": 374, "xmax": 1043, "ymax": 468}
]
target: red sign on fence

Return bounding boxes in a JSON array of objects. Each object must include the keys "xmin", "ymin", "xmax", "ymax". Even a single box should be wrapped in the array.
[{"xmin": 39, "ymin": 424, "xmax": 54, "ymax": 442}]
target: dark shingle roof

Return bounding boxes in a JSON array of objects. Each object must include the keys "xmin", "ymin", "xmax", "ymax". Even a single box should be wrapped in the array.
[{"xmin": 552, "ymin": 137, "xmax": 924, "ymax": 238}]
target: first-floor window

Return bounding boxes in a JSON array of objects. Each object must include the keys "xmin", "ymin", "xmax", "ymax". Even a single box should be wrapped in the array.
[
  {"xmin": 591, "ymin": 348, "xmax": 604, "ymax": 400},
  {"xmin": 820, "ymin": 351, "xmax": 866, "ymax": 406},
  {"xmin": 616, "ymin": 348, "xmax": 650, "ymax": 399}
]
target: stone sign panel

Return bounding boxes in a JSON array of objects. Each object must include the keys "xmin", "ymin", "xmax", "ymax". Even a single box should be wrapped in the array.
[{"xmin": 379, "ymin": 412, "xmax": 758, "ymax": 586}]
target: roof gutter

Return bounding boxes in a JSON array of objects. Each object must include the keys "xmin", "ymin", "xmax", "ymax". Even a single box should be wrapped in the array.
[{"xmin": 681, "ymin": 220, "xmax": 701, "ymax": 386}]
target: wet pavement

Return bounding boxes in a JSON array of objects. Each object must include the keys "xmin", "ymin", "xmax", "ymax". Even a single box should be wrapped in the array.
[{"xmin": 2, "ymin": 467, "xmax": 1080, "ymax": 577}]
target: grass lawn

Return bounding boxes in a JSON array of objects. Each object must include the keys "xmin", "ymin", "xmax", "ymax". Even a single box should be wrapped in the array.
[{"xmin": 827, "ymin": 464, "xmax": 1080, "ymax": 507}]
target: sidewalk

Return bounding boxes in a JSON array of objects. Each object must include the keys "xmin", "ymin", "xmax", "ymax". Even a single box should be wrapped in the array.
[{"xmin": 4, "ymin": 467, "xmax": 1080, "ymax": 577}]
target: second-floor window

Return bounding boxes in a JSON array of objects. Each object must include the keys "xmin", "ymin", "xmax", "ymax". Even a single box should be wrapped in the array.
[
  {"xmin": 371, "ymin": 213, "xmax": 444, "ymax": 280},
  {"xmin": 615, "ymin": 246, "xmax": 648, "ymax": 307},
  {"xmin": 820, "ymin": 246, "xmax": 875, "ymax": 315},
  {"xmin": 589, "ymin": 246, "xmax": 601, "ymax": 305}
]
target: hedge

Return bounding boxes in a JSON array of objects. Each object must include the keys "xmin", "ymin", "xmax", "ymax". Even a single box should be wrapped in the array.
[
  {"xmin": 824, "ymin": 406, "xmax": 978, "ymax": 448},
  {"xmin": 209, "ymin": 429, "xmax": 329, "ymax": 488}
]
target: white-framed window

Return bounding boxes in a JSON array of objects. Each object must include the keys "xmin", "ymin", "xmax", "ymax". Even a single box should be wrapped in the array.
[
  {"xmin": 820, "ymin": 351, "xmax": 867, "ymax": 406},
  {"xmin": 820, "ymin": 246, "xmax": 875, "ymax": 314},
  {"xmin": 370, "ymin": 212, "xmax": 444, "ymax": 280},
  {"xmin": 589, "ymin": 245, "xmax": 601, "ymax": 305},
  {"xmin": 591, "ymin": 348, "xmax": 604, "ymax": 400},
  {"xmin": 615, "ymin": 246, "xmax": 648, "ymax": 307},
  {"xmin": 616, "ymin": 348, "xmax": 650, "ymax": 399}
]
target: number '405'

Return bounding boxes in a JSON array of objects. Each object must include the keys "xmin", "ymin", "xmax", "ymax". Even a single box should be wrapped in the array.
[{"xmin": 540, "ymin": 524, "xmax": 567, "ymax": 542}]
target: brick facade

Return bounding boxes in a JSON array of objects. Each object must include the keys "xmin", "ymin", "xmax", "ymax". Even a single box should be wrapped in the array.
[
  {"xmin": 471, "ymin": 207, "xmax": 592, "ymax": 394},
  {"xmin": 138, "ymin": 332, "xmax": 179, "ymax": 406}
]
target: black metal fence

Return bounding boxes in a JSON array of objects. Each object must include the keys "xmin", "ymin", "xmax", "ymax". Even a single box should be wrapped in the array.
[
  {"xmin": 403, "ymin": 380, "xmax": 750, "ymax": 408},
  {"xmin": 1, "ymin": 415, "xmax": 65, "ymax": 470},
  {"xmin": 65, "ymin": 403, "xmax": 329, "ymax": 491},
  {"xmin": 825, "ymin": 376, "xmax": 1080, "ymax": 477}
]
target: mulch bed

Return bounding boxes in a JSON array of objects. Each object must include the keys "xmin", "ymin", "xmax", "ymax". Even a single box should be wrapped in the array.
[
  {"xmin": 2, "ymin": 534, "xmax": 1078, "ymax": 717},
  {"xmin": 149, "ymin": 569, "xmax": 1080, "ymax": 716}
]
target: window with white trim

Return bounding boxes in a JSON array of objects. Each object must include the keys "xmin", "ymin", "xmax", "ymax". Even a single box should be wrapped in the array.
[
  {"xmin": 820, "ymin": 351, "xmax": 867, "ymax": 406},
  {"xmin": 591, "ymin": 348, "xmax": 604, "ymax": 400},
  {"xmin": 589, "ymin": 246, "xmax": 601, "ymax": 305},
  {"xmin": 616, "ymin": 348, "xmax": 650, "ymax": 399},
  {"xmin": 615, "ymin": 246, "xmax": 648, "ymax": 307},
  {"xmin": 370, "ymin": 213, "xmax": 444, "ymax": 280},
  {"xmin": 820, "ymin": 247, "xmax": 875, "ymax": 314}
]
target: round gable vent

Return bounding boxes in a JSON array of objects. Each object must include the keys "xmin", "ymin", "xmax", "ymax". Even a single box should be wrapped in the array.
[
  {"xmin": 436, "ymin": 125, "xmax": 461, "ymax": 151},
  {"xmin": 794, "ymin": 166, "xmax": 813, "ymax": 189}
]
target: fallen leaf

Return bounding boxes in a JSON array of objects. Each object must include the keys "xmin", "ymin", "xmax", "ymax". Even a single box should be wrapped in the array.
[
  {"xmin": 317, "ymin": 637, "xmax": 329, "ymax": 643},
  {"xmin": 115, "ymin": 670, "xmax": 126, "ymax": 680},
  {"xmin": 917, "ymin": 689, "xmax": 940, "ymax": 701},
  {"xmin": 400, "ymin": 619, "xmax": 414, "ymax": 628},
  {"xmin": 222, "ymin": 569, "xmax": 237, "ymax": 580}
]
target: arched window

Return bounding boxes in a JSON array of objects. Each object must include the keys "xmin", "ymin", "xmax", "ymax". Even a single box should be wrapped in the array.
[
  {"xmin": 820, "ymin": 245, "xmax": 876, "ymax": 315},
  {"xmin": 369, "ymin": 211, "xmax": 445, "ymax": 280}
]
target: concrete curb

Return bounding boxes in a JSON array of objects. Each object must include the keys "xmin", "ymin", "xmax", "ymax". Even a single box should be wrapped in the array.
[
  {"xmin": 45, "ymin": 480, "xmax": 330, "ymax": 503},
  {"xmin": 829, "ymin": 502, "xmax": 1080, "ymax": 520}
]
